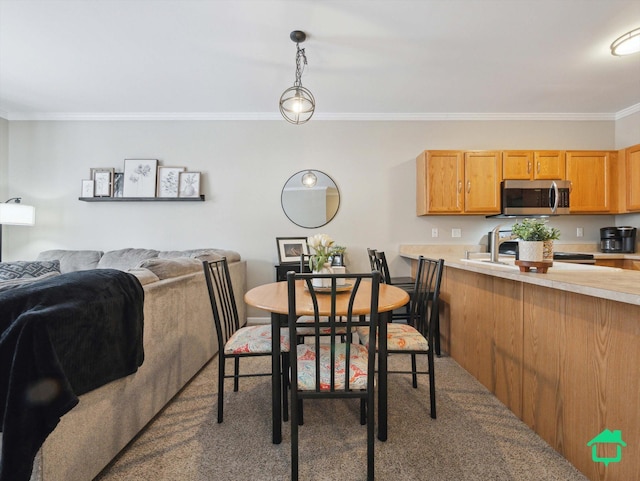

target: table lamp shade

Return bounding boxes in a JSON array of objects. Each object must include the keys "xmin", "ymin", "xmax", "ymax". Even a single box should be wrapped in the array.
[{"xmin": 0, "ymin": 203, "xmax": 36, "ymax": 225}]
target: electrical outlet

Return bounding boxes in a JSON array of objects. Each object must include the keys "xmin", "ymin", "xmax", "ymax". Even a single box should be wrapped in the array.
[
  {"xmin": 452, "ymin": 228, "xmax": 462, "ymax": 238},
  {"xmin": 577, "ymin": 227, "xmax": 584, "ymax": 237},
  {"xmin": 431, "ymin": 228, "xmax": 439, "ymax": 238}
]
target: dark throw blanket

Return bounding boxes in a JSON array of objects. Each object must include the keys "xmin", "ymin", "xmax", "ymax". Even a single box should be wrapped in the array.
[{"xmin": 0, "ymin": 269, "xmax": 145, "ymax": 481}]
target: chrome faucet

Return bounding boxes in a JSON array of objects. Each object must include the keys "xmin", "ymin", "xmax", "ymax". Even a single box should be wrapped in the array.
[{"xmin": 489, "ymin": 223, "xmax": 515, "ymax": 263}]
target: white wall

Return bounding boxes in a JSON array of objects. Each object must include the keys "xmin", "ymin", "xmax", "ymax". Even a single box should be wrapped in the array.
[
  {"xmin": 615, "ymin": 110, "xmax": 640, "ymax": 149},
  {"xmin": 0, "ymin": 118, "xmax": 8, "ymax": 200},
  {"xmin": 6, "ymin": 118, "xmax": 638, "ymax": 316}
]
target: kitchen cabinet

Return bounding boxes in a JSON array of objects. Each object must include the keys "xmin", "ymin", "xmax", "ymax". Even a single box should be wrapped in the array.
[
  {"xmin": 565, "ymin": 151, "xmax": 613, "ymax": 213},
  {"xmin": 502, "ymin": 150, "xmax": 565, "ymax": 180},
  {"xmin": 626, "ymin": 143, "xmax": 640, "ymax": 212},
  {"xmin": 416, "ymin": 150, "xmax": 501, "ymax": 215},
  {"xmin": 595, "ymin": 258, "xmax": 624, "ymax": 268}
]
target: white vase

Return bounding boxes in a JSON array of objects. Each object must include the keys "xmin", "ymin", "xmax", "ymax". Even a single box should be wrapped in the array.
[
  {"xmin": 312, "ymin": 262, "xmax": 333, "ymax": 288},
  {"xmin": 519, "ymin": 241, "xmax": 544, "ymax": 262}
]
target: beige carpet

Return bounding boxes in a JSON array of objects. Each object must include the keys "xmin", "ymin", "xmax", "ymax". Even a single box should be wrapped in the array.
[{"xmin": 94, "ymin": 354, "xmax": 588, "ymax": 481}]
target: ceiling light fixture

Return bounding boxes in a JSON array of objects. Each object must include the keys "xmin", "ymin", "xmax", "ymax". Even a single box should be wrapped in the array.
[
  {"xmin": 610, "ymin": 27, "xmax": 640, "ymax": 56},
  {"xmin": 279, "ymin": 30, "xmax": 315, "ymax": 125}
]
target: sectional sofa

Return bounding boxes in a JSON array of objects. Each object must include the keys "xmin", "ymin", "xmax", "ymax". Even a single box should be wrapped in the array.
[{"xmin": 0, "ymin": 247, "xmax": 246, "ymax": 481}]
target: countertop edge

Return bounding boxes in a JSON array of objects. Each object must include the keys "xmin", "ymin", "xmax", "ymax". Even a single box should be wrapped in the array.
[{"xmin": 399, "ymin": 245, "xmax": 640, "ymax": 307}]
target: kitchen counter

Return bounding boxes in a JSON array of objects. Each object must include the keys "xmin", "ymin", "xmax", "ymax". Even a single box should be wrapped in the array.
[
  {"xmin": 400, "ymin": 244, "xmax": 640, "ymax": 306},
  {"xmin": 400, "ymin": 243, "xmax": 640, "ymax": 481}
]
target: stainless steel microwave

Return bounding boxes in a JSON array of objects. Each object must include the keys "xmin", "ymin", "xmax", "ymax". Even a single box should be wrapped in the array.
[{"xmin": 501, "ymin": 180, "xmax": 570, "ymax": 215}]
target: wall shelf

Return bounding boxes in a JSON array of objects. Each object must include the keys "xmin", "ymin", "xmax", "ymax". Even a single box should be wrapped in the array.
[{"xmin": 79, "ymin": 195, "xmax": 205, "ymax": 202}]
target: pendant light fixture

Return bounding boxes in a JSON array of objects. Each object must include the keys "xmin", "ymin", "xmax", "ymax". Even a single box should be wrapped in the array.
[
  {"xmin": 301, "ymin": 170, "xmax": 317, "ymax": 187},
  {"xmin": 279, "ymin": 30, "xmax": 315, "ymax": 125},
  {"xmin": 610, "ymin": 27, "xmax": 640, "ymax": 56}
]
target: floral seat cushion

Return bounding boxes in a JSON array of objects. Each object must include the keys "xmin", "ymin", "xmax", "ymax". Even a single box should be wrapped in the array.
[
  {"xmin": 224, "ymin": 325, "xmax": 290, "ymax": 354},
  {"xmin": 295, "ymin": 343, "xmax": 369, "ymax": 391},
  {"xmin": 357, "ymin": 324, "xmax": 429, "ymax": 351}
]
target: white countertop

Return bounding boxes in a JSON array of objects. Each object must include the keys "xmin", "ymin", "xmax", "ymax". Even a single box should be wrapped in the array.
[{"xmin": 399, "ymin": 244, "xmax": 640, "ymax": 306}]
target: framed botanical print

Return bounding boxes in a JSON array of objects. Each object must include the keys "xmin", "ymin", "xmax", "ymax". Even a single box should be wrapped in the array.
[
  {"xmin": 157, "ymin": 166, "xmax": 185, "ymax": 198},
  {"xmin": 178, "ymin": 171, "xmax": 201, "ymax": 198},
  {"xmin": 276, "ymin": 237, "xmax": 309, "ymax": 264},
  {"xmin": 123, "ymin": 159, "xmax": 158, "ymax": 198},
  {"xmin": 90, "ymin": 168, "xmax": 114, "ymax": 197},
  {"xmin": 81, "ymin": 180, "xmax": 95, "ymax": 198}
]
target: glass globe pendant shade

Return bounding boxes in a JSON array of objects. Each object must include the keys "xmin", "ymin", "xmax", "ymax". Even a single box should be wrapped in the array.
[
  {"xmin": 301, "ymin": 171, "xmax": 317, "ymax": 187},
  {"xmin": 279, "ymin": 86, "xmax": 315, "ymax": 124},
  {"xmin": 611, "ymin": 27, "xmax": 640, "ymax": 56}
]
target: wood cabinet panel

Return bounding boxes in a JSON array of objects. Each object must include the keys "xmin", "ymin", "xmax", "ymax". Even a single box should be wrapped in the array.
[
  {"xmin": 627, "ymin": 144, "xmax": 640, "ymax": 211},
  {"xmin": 464, "ymin": 151, "xmax": 501, "ymax": 213},
  {"xmin": 443, "ymin": 267, "xmax": 522, "ymax": 415},
  {"xmin": 595, "ymin": 259, "xmax": 625, "ymax": 268},
  {"xmin": 416, "ymin": 151, "xmax": 463, "ymax": 214},
  {"xmin": 442, "ymin": 266, "xmax": 640, "ymax": 481},
  {"xmin": 534, "ymin": 151, "xmax": 565, "ymax": 179},
  {"xmin": 566, "ymin": 151, "xmax": 612, "ymax": 213}
]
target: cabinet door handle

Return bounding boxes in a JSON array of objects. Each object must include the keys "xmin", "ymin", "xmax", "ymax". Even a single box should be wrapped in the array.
[
  {"xmin": 537, "ymin": 161, "xmax": 541, "ymax": 174},
  {"xmin": 569, "ymin": 181, "xmax": 573, "ymax": 193},
  {"xmin": 466, "ymin": 180, "xmax": 471, "ymax": 193},
  {"xmin": 527, "ymin": 161, "xmax": 531, "ymax": 174},
  {"xmin": 457, "ymin": 180, "xmax": 462, "ymax": 193}
]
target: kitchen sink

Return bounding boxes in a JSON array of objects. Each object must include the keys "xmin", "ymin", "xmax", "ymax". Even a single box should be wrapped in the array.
[{"xmin": 459, "ymin": 257, "xmax": 620, "ymax": 272}]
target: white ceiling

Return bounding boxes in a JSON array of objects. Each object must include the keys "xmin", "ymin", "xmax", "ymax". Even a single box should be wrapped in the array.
[{"xmin": 1, "ymin": 0, "xmax": 639, "ymax": 120}]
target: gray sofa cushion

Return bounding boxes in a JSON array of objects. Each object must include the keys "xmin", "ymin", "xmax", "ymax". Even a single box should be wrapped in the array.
[
  {"xmin": 158, "ymin": 248, "xmax": 241, "ymax": 263},
  {"xmin": 37, "ymin": 250, "xmax": 103, "ymax": 273},
  {"xmin": 0, "ymin": 260, "xmax": 61, "ymax": 280},
  {"xmin": 97, "ymin": 248, "xmax": 159, "ymax": 271},
  {"xmin": 137, "ymin": 257, "xmax": 202, "ymax": 280}
]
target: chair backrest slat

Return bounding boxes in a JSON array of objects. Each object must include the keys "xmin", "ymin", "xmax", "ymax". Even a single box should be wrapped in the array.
[
  {"xmin": 287, "ymin": 270, "xmax": 380, "ymax": 394},
  {"xmin": 203, "ymin": 258, "xmax": 240, "ymax": 347},
  {"xmin": 409, "ymin": 256, "xmax": 444, "ymax": 340}
]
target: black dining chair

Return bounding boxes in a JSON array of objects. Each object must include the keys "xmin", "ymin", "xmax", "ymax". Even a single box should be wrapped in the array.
[
  {"xmin": 374, "ymin": 250, "xmax": 441, "ymax": 355},
  {"xmin": 357, "ymin": 256, "xmax": 444, "ymax": 419},
  {"xmin": 203, "ymin": 257, "xmax": 290, "ymax": 423},
  {"xmin": 286, "ymin": 270, "xmax": 380, "ymax": 481}
]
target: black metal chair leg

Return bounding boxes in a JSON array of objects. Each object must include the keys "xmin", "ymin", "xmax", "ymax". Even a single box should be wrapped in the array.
[
  {"xmin": 411, "ymin": 354, "xmax": 418, "ymax": 388},
  {"xmin": 282, "ymin": 353, "xmax": 289, "ymax": 422},
  {"xmin": 217, "ymin": 354, "xmax": 225, "ymax": 423},
  {"xmin": 233, "ymin": 357, "xmax": 240, "ymax": 392}
]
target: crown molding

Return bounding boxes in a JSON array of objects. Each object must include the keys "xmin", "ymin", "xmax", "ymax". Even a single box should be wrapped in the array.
[
  {"xmin": 615, "ymin": 102, "xmax": 640, "ymax": 120},
  {"xmin": 3, "ymin": 108, "xmax": 637, "ymax": 122}
]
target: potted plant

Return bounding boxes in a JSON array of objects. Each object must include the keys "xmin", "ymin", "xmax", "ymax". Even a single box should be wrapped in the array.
[
  {"xmin": 307, "ymin": 234, "xmax": 335, "ymax": 287},
  {"xmin": 511, "ymin": 218, "xmax": 560, "ymax": 262}
]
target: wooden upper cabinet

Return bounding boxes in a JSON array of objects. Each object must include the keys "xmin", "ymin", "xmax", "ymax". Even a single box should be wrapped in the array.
[
  {"xmin": 464, "ymin": 151, "xmax": 501, "ymax": 213},
  {"xmin": 626, "ymin": 144, "xmax": 640, "ymax": 212},
  {"xmin": 416, "ymin": 150, "xmax": 463, "ymax": 215},
  {"xmin": 503, "ymin": 150, "xmax": 565, "ymax": 180},
  {"xmin": 565, "ymin": 151, "xmax": 613, "ymax": 213},
  {"xmin": 416, "ymin": 150, "xmax": 500, "ymax": 215}
]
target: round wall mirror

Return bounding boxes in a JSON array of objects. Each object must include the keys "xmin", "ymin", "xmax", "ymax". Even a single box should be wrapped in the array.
[{"xmin": 281, "ymin": 170, "xmax": 340, "ymax": 229}]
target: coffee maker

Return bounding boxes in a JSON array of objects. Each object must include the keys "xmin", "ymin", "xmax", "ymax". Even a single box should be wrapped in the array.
[{"xmin": 600, "ymin": 226, "xmax": 637, "ymax": 253}]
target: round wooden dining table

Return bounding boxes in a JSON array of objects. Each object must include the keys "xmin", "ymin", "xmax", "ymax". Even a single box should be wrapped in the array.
[{"xmin": 245, "ymin": 279, "xmax": 410, "ymax": 444}]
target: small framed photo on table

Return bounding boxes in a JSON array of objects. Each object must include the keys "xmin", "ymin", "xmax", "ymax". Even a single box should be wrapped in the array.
[
  {"xmin": 178, "ymin": 171, "xmax": 201, "ymax": 198},
  {"xmin": 276, "ymin": 237, "xmax": 309, "ymax": 264},
  {"xmin": 90, "ymin": 168, "xmax": 114, "ymax": 197}
]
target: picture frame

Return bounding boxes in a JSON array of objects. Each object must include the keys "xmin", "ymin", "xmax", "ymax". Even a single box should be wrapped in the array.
[
  {"xmin": 90, "ymin": 167, "xmax": 114, "ymax": 197},
  {"xmin": 157, "ymin": 166, "xmax": 185, "ymax": 198},
  {"xmin": 276, "ymin": 236, "xmax": 309, "ymax": 264},
  {"xmin": 81, "ymin": 179, "xmax": 95, "ymax": 198},
  {"xmin": 123, "ymin": 159, "xmax": 158, "ymax": 198},
  {"xmin": 178, "ymin": 171, "xmax": 201, "ymax": 198},
  {"xmin": 112, "ymin": 172, "xmax": 124, "ymax": 198}
]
